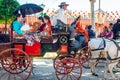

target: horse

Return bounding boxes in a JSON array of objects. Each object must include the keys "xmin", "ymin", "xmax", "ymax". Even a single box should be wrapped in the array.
[{"xmin": 88, "ymin": 37, "xmax": 120, "ymax": 79}]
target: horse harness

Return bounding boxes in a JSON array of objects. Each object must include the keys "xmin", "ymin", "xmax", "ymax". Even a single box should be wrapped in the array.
[
  {"xmin": 89, "ymin": 38, "xmax": 120, "ymax": 62},
  {"xmin": 90, "ymin": 38, "xmax": 106, "ymax": 51},
  {"xmin": 89, "ymin": 38, "xmax": 106, "ymax": 60},
  {"xmin": 108, "ymin": 39, "xmax": 120, "ymax": 60}
]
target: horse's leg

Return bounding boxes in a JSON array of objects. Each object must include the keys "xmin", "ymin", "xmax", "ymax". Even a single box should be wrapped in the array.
[
  {"xmin": 90, "ymin": 60, "xmax": 98, "ymax": 76},
  {"xmin": 108, "ymin": 62, "xmax": 118, "ymax": 80}
]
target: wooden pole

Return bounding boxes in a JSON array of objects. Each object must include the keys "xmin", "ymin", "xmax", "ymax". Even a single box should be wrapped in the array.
[{"xmin": 89, "ymin": 0, "xmax": 96, "ymax": 30}]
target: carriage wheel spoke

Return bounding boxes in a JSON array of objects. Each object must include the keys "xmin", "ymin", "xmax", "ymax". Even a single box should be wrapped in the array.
[
  {"xmin": 0, "ymin": 67, "xmax": 4, "ymax": 70},
  {"xmin": 55, "ymin": 57, "xmax": 82, "ymax": 80},
  {"xmin": 69, "ymin": 72, "xmax": 78, "ymax": 79},
  {"xmin": 13, "ymin": 74, "xmax": 17, "ymax": 80},
  {"xmin": 0, "ymin": 71, "xmax": 7, "ymax": 78},
  {"xmin": 0, "ymin": 48, "xmax": 32, "ymax": 80},
  {"xmin": 8, "ymin": 73, "xmax": 11, "ymax": 80},
  {"xmin": 16, "ymin": 74, "xmax": 26, "ymax": 80}
]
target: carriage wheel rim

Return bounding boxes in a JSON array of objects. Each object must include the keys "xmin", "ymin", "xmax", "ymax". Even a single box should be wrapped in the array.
[
  {"xmin": 54, "ymin": 57, "xmax": 82, "ymax": 80},
  {"xmin": 0, "ymin": 48, "xmax": 32, "ymax": 80}
]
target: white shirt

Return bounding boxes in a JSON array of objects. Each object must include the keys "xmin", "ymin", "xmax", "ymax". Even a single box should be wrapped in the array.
[
  {"xmin": 21, "ymin": 24, "xmax": 30, "ymax": 31},
  {"xmin": 52, "ymin": 8, "xmax": 71, "ymax": 26}
]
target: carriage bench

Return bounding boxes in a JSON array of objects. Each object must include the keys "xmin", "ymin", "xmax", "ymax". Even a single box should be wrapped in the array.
[
  {"xmin": 11, "ymin": 38, "xmax": 27, "ymax": 52},
  {"xmin": 0, "ymin": 43, "xmax": 11, "ymax": 52}
]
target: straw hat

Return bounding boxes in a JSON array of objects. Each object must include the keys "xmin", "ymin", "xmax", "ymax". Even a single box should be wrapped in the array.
[{"xmin": 58, "ymin": 2, "xmax": 69, "ymax": 7}]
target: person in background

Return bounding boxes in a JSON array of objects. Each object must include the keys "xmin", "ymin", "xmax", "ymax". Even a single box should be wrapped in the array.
[
  {"xmin": 100, "ymin": 26, "xmax": 108, "ymax": 37},
  {"xmin": 106, "ymin": 27, "xmax": 114, "ymax": 39},
  {"xmin": 87, "ymin": 25, "xmax": 96, "ymax": 38},
  {"xmin": 109, "ymin": 23, "xmax": 113, "ymax": 30},
  {"xmin": 12, "ymin": 14, "xmax": 24, "ymax": 35},
  {"xmin": 112, "ymin": 19, "xmax": 120, "ymax": 39},
  {"xmin": 100, "ymin": 26, "xmax": 114, "ymax": 39},
  {"xmin": 95, "ymin": 23, "xmax": 101, "ymax": 38}
]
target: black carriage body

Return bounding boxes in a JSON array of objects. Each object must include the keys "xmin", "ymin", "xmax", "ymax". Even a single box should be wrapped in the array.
[
  {"xmin": 58, "ymin": 32, "xmax": 70, "ymax": 45},
  {"xmin": 55, "ymin": 32, "xmax": 76, "ymax": 55}
]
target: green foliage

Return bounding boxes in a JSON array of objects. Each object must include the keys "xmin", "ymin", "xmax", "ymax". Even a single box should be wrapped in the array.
[
  {"xmin": 40, "ymin": 12, "xmax": 47, "ymax": 17},
  {"xmin": 0, "ymin": 0, "xmax": 20, "ymax": 23}
]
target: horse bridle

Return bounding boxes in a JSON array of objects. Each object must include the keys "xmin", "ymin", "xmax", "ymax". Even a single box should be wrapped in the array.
[{"xmin": 110, "ymin": 39, "xmax": 120, "ymax": 58}]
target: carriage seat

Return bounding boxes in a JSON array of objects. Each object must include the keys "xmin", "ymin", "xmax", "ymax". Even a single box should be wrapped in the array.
[
  {"xmin": 40, "ymin": 36, "xmax": 53, "ymax": 44},
  {"xmin": 54, "ymin": 19, "xmax": 69, "ymax": 33},
  {"xmin": 11, "ymin": 30, "xmax": 27, "ymax": 52},
  {"xmin": 0, "ymin": 34, "xmax": 10, "ymax": 43},
  {"xmin": 0, "ymin": 43, "xmax": 11, "ymax": 52}
]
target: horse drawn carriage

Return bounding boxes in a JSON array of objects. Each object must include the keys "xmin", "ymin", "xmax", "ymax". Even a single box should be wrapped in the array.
[
  {"xmin": 0, "ymin": 14, "xmax": 92, "ymax": 80},
  {"xmin": 1, "ymin": 3, "xmax": 120, "ymax": 80},
  {"xmin": 1, "ymin": 20, "xmax": 120, "ymax": 80}
]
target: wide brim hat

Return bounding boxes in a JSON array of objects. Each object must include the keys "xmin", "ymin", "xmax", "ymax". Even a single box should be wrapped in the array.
[{"xmin": 58, "ymin": 2, "xmax": 69, "ymax": 7}]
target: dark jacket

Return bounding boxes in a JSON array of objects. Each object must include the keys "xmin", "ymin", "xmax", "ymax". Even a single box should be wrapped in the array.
[
  {"xmin": 112, "ymin": 19, "xmax": 120, "ymax": 39},
  {"xmin": 88, "ymin": 29, "xmax": 96, "ymax": 38}
]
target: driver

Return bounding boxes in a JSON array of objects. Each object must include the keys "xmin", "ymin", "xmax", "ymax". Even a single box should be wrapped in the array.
[{"xmin": 52, "ymin": 2, "xmax": 75, "ymax": 46}]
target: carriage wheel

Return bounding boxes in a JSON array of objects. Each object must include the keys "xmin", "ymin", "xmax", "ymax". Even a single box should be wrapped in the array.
[
  {"xmin": 0, "ymin": 48, "xmax": 32, "ymax": 80},
  {"xmin": 76, "ymin": 46, "xmax": 98, "ymax": 69},
  {"xmin": 76, "ymin": 46, "xmax": 91, "ymax": 69},
  {"xmin": 54, "ymin": 57, "xmax": 82, "ymax": 80},
  {"xmin": 53, "ymin": 54, "xmax": 65, "ymax": 71}
]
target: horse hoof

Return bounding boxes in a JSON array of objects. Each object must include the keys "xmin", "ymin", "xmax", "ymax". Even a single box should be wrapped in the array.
[{"xmin": 92, "ymin": 73, "xmax": 98, "ymax": 76}]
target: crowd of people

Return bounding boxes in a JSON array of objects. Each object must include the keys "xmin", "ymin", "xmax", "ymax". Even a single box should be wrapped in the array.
[
  {"xmin": 11, "ymin": 2, "xmax": 120, "ymax": 47},
  {"xmin": 96, "ymin": 19, "xmax": 120, "ymax": 40}
]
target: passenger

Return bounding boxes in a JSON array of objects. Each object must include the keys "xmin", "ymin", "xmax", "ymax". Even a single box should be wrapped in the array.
[
  {"xmin": 20, "ymin": 18, "xmax": 31, "ymax": 32},
  {"xmin": 38, "ymin": 16, "xmax": 45, "ymax": 32},
  {"xmin": 75, "ymin": 17, "xmax": 89, "ymax": 43},
  {"xmin": 31, "ymin": 22, "xmax": 41, "ymax": 32},
  {"xmin": 74, "ymin": 17, "xmax": 89, "ymax": 48},
  {"xmin": 43, "ymin": 15, "xmax": 52, "ymax": 36},
  {"xmin": 11, "ymin": 14, "xmax": 25, "ymax": 35}
]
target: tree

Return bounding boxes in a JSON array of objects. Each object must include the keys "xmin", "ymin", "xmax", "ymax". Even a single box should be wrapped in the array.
[
  {"xmin": 0, "ymin": 0, "xmax": 20, "ymax": 33},
  {"xmin": 0, "ymin": 0, "xmax": 20, "ymax": 23}
]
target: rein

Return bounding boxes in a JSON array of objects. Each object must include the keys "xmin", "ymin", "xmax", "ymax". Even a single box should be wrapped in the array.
[
  {"xmin": 111, "ymin": 39, "xmax": 120, "ymax": 50},
  {"xmin": 108, "ymin": 39, "xmax": 120, "ymax": 59}
]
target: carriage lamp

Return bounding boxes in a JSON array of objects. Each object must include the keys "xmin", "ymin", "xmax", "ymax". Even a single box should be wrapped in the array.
[{"xmin": 60, "ymin": 45, "xmax": 68, "ymax": 53}]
